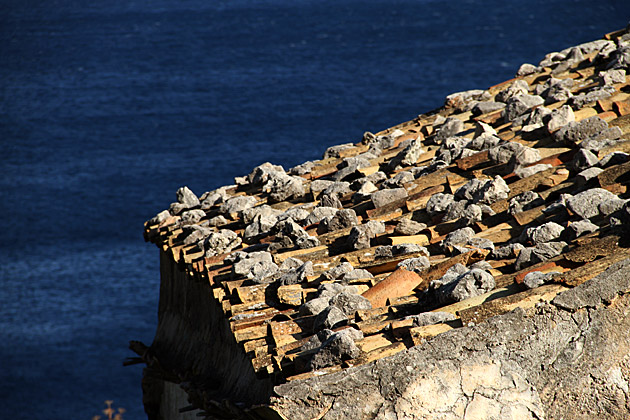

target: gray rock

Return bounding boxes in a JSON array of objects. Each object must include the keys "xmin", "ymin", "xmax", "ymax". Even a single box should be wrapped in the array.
[
  {"xmin": 454, "ymin": 179, "xmax": 487, "ymax": 202},
  {"xmin": 304, "ymin": 206, "xmax": 338, "ymax": 226},
  {"xmin": 441, "ymin": 227, "xmax": 475, "ymax": 252},
  {"xmin": 279, "ymin": 257, "xmax": 305, "ymax": 272},
  {"xmin": 409, "ymin": 311, "xmax": 457, "ymax": 327},
  {"xmin": 471, "ymin": 101, "xmax": 506, "ymax": 116},
  {"xmin": 319, "ymin": 209, "xmax": 359, "ymax": 233},
  {"xmin": 568, "ymin": 88, "xmax": 613, "ymax": 110},
  {"xmin": 308, "ymin": 328, "xmax": 363, "ymax": 370},
  {"xmin": 295, "ymin": 235, "xmax": 321, "ymax": 249},
  {"xmin": 148, "ymin": 209, "xmax": 171, "ymax": 225},
  {"xmin": 318, "ymin": 193, "xmax": 343, "ymax": 209},
  {"xmin": 179, "ymin": 209, "xmax": 206, "ymax": 225},
  {"xmin": 523, "ymin": 271, "xmax": 557, "ymax": 289},
  {"xmin": 470, "ymin": 261, "xmax": 493, "ymax": 271},
  {"xmin": 523, "ymin": 222, "xmax": 565, "ymax": 245},
  {"xmin": 467, "ymin": 237, "xmax": 495, "ymax": 252},
  {"xmin": 570, "ymin": 149, "xmax": 599, "ymax": 173},
  {"xmin": 554, "ymin": 116, "xmax": 608, "ymax": 145},
  {"xmin": 426, "ymin": 193, "xmax": 455, "ymax": 215},
  {"xmin": 301, "ymin": 329, "xmax": 335, "ymax": 352},
  {"xmin": 278, "ymin": 261, "xmax": 314, "ymax": 286},
  {"xmin": 206, "ymin": 215, "xmax": 228, "ymax": 227},
  {"xmin": 475, "ymin": 176, "xmax": 510, "ymax": 205},
  {"xmin": 566, "ymin": 188, "xmax": 617, "ymax": 219},
  {"xmin": 492, "ymin": 243, "xmax": 525, "ymax": 259},
  {"xmin": 320, "ymin": 262, "xmax": 354, "ymax": 281},
  {"xmin": 313, "ymin": 306, "xmax": 348, "ymax": 332},
  {"xmin": 575, "ymin": 167, "xmax": 605, "ymax": 186},
  {"xmin": 445, "ymin": 89, "xmax": 491, "ymax": 109},
  {"xmin": 375, "ymin": 246, "xmax": 393, "ymax": 258},
  {"xmin": 263, "ymin": 171, "xmax": 305, "ymax": 202},
  {"xmin": 504, "ymin": 94, "xmax": 545, "ymax": 122},
  {"xmin": 598, "ymin": 197, "xmax": 628, "ymax": 217},
  {"xmin": 383, "ymin": 171, "xmax": 414, "ymax": 189},
  {"xmin": 444, "ymin": 200, "xmax": 467, "ymax": 222},
  {"xmin": 598, "ymin": 151, "xmax": 629, "ymax": 168},
  {"xmin": 563, "ymin": 220, "xmax": 599, "ymax": 241},
  {"xmin": 488, "ymin": 141, "xmax": 524, "ymax": 165},
  {"xmin": 232, "ymin": 251, "xmax": 274, "ymax": 277},
  {"xmin": 508, "ymin": 191, "xmax": 543, "ymax": 215},
  {"xmin": 553, "ymin": 258, "xmax": 630, "ymax": 311},
  {"xmin": 460, "ymin": 203, "xmax": 483, "ymax": 226},
  {"xmin": 329, "ymin": 292, "xmax": 372, "ymax": 316},
  {"xmin": 219, "ymin": 195, "xmax": 258, "ymax": 216},
  {"xmin": 398, "ymin": 256, "xmax": 430, "ymax": 273},
  {"xmin": 392, "ymin": 244, "xmax": 426, "ymax": 255},
  {"xmin": 394, "ymin": 218, "xmax": 427, "ymax": 236},
  {"xmin": 433, "ymin": 117, "xmax": 465, "ymax": 144},
  {"xmin": 606, "ymin": 45, "xmax": 630, "ymax": 70},
  {"xmin": 277, "ymin": 206, "xmax": 311, "ymax": 224},
  {"xmin": 389, "ymin": 138, "xmax": 425, "ymax": 168},
  {"xmin": 288, "ymin": 160, "xmax": 315, "ymax": 176},
  {"xmin": 299, "ymin": 297, "xmax": 332, "ymax": 317},
  {"xmin": 323, "ymin": 143, "xmax": 354, "ymax": 159},
  {"xmin": 200, "ymin": 229, "xmax": 242, "ymax": 257},
  {"xmin": 515, "ymin": 163, "xmax": 552, "ymax": 179},
  {"xmin": 430, "ymin": 264, "xmax": 469, "ymax": 289},
  {"xmin": 342, "ymin": 269, "xmax": 374, "ymax": 282},
  {"xmin": 182, "ymin": 225, "xmax": 213, "ymax": 245},
  {"xmin": 250, "ymin": 260, "xmax": 281, "ymax": 284},
  {"xmin": 176, "ymin": 186, "xmax": 200, "ymax": 207},
  {"xmin": 513, "ymin": 146, "xmax": 542, "ymax": 166},
  {"xmin": 516, "ymin": 63, "xmax": 539, "ymax": 76},
  {"xmin": 546, "ymin": 105, "xmax": 575, "ymax": 133},
  {"xmin": 450, "ymin": 269, "xmax": 496, "ymax": 302},
  {"xmin": 515, "ymin": 241, "xmax": 568, "ymax": 271},
  {"xmin": 310, "ymin": 179, "xmax": 335, "ymax": 197},
  {"xmin": 599, "ymin": 69, "xmax": 626, "ymax": 85},
  {"xmin": 318, "ymin": 283, "xmax": 359, "ymax": 298},
  {"xmin": 371, "ymin": 188, "xmax": 408, "ymax": 208},
  {"xmin": 495, "ymin": 79, "xmax": 529, "ymax": 103}
]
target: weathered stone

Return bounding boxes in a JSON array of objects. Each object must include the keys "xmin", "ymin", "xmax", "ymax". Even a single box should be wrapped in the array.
[
  {"xmin": 489, "ymin": 141, "xmax": 524, "ymax": 165},
  {"xmin": 471, "ymin": 101, "xmax": 506, "ymax": 116},
  {"xmin": 598, "ymin": 152, "xmax": 629, "ymax": 168},
  {"xmin": 278, "ymin": 261, "xmax": 313, "ymax": 286},
  {"xmin": 313, "ymin": 306, "xmax": 348, "ymax": 332},
  {"xmin": 563, "ymin": 219, "xmax": 599, "ymax": 241},
  {"xmin": 300, "ymin": 297, "xmax": 333, "ymax": 317},
  {"xmin": 304, "ymin": 206, "xmax": 338, "ymax": 226},
  {"xmin": 444, "ymin": 200, "xmax": 467, "ymax": 222},
  {"xmin": 411, "ymin": 312, "xmax": 457, "ymax": 327},
  {"xmin": 576, "ymin": 167, "xmax": 605, "ymax": 186},
  {"xmin": 515, "ymin": 241, "xmax": 568, "ymax": 271},
  {"xmin": 329, "ymin": 292, "xmax": 372, "ymax": 316},
  {"xmin": 247, "ymin": 162, "xmax": 285, "ymax": 186},
  {"xmin": 566, "ymin": 188, "xmax": 617, "ymax": 219},
  {"xmin": 606, "ymin": 45, "xmax": 630, "ymax": 70},
  {"xmin": 348, "ymin": 220, "xmax": 385, "ymax": 250},
  {"xmin": 523, "ymin": 271, "xmax": 557, "ymax": 289},
  {"xmin": 426, "ymin": 193, "xmax": 455, "ymax": 215},
  {"xmin": 523, "ymin": 221, "xmax": 565, "ymax": 245},
  {"xmin": 554, "ymin": 116, "xmax": 608, "ymax": 145},
  {"xmin": 206, "ymin": 215, "xmax": 228, "ymax": 226},
  {"xmin": 342, "ymin": 269, "xmax": 374, "ymax": 281},
  {"xmin": 514, "ymin": 146, "xmax": 542, "ymax": 167},
  {"xmin": 320, "ymin": 262, "xmax": 354, "ymax": 281},
  {"xmin": 515, "ymin": 163, "xmax": 552, "ymax": 179},
  {"xmin": 570, "ymin": 149, "xmax": 599, "ymax": 173},
  {"xmin": 200, "ymin": 229, "xmax": 242, "ymax": 257},
  {"xmin": 553, "ymin": 258, "xmax": 630, "ymax": 311},
  {"xmin": 391, "ymin": 220, "xmax": 425, "ymax": 238},
  {"xmin": 504, "ymin": 94, "xmax": 545, "ymax": 122},
  {"xmin": 219, "ymin": 195, "xmax": 257, "ymax": 216},
  {"xmin": 546, "ymin": 105, "xmax": 575, "ymax": 133},
  {"xmin": 433, "ymin": 117, "xmax": 465, "ymax": 144},
  {"xmin": 278, "ymin": 206, "xmax": 312, "ymax": 224},
  {"xmin": 460, "ymin": 203, "xmax": 483, "ymax": 226},
  {"xmin": 288, "ymin": 160, "xmax": 315, "ymax": 176},
  {"xmin": 398, "ymin": 256, "xmax": 430, "ymax": 273},
  {"xmin": 598, "ymin": 197, "xmax": 628, "ymax": 217},
  {"xmin": 323, "ymin": 143, "xmax": 354, "ymax": 159},
  {"xmin": 445, "ymin": 89, "xmax": 490, "ymax": 109},
  {"xmin": 467, "ymin": 237, "xmax": 494, "ymax": 252},
  {"xmin": 389, "ymin": 138, "xmax": 425, "ymax": 169},
  {"xmin": 319, "ymin": 209, "xmax": 359, "ymax": 233},
  {"xmin": 441, "ymin": 227, "xmax": 475, "ymax": 252},
  {"xmin": 492, "ymin": 243, "xmax": 525, "ymax": 259},
  {"xmin": 149, "ymin": 209, "xmax": 171, "ymax": 225},
  {"xmin": 568, "ymin": 88, "xmax": 613, "ymax": 109},
  {"xmin": 371, "ymin": 188, "xmax": 408, "ymax": 208},
  {"xmin": 516, "ymin": 63, "xmax": 539, "ymax": 76},
  {"xmin": 382, "ymin": 171, "xmax": 414, "ymax": 189},
  {"xmin": 599, "ymin": 68, "xmax": 626, "ymax": 85},
  {"xmin": 509, "ymin": 191, "xmax": 543, "ymax": 215},
  {"xmin": 176, "ymin": 186, "xmax": 200, "ymax": 207},
  {"xmin": 232, "ymin": 251, "xmax": 273, "ymax": 276},
  {"xmin": 450, "ymin": 269, "xmax": 496, "ymax": 302},
  {"xmin": 308, "ymin": 328, "xmax": 363, "ymax": 370},
  {"xmin": 263, "ymin": 171, "xmax": 305, "ymax": 202},
  {"xmin": 495, "ymin": 79, "xmax": 529, "ymax": 103}
]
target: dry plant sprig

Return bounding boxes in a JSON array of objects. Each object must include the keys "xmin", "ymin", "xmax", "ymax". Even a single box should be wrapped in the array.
[{"xmin": 92, "ymin": 400, "xmax": 125, "ymax": 420}]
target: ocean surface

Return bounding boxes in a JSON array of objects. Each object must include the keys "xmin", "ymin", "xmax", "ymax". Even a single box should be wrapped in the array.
[{"xmin": 1, "ymin": 0, "xmax": 629, "ymax": 418}]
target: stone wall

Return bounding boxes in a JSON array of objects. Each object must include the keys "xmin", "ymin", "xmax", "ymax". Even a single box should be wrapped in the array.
[{"xmin": 269, "ymin": 259, "xmax": 630, "ymax": 419}]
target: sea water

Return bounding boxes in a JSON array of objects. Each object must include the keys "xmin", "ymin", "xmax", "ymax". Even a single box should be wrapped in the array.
[{"xmin": 1, "ymin": 0, "xmax": 628, "ymax": 418}]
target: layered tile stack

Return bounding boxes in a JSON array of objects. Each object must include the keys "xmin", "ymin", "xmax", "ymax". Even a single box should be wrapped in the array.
[{"xmin": 141, "ymin": 27, "xmax": 630, "ymax": 403}]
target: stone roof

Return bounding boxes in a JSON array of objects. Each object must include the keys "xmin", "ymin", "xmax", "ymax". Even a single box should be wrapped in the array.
[{"xmin": 138, "ymin": 26, "xmax": 630, "ymax": 419}]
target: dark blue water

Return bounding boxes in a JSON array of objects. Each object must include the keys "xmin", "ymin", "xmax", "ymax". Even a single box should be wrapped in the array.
[{"xmin": 2, "ymin": 1, "xmax": 629, "ymax": 418}]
